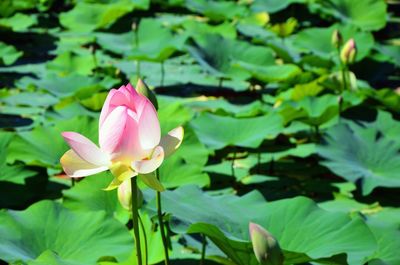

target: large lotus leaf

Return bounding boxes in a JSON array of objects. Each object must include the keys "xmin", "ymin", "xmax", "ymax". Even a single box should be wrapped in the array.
[
  {"xmin": 187, "ymin": 34, "xmax": 275, "ymax": 80},
  {"xmin": 63, "ymin": 173, "xmax": 129, "ymax": 223},
  {"xmin": 17, "ymin": 73, "xmax": 112, "ymax": 98},
  {"xmin": 152, "ymin": 185, "xmax": 377, "ymax": 265},
  {"xmin": 183, "ymin": 19, "xmax": 237, "ymax": 39},
  {"xmin": 27, "ymin": 250, "xmax": 82, "ymax": 265},
  {"xmin": 0, "ymin": 200, "xmax": 133, "ymax": 264},
  {"xmin": 0, "ymin": 41, "xmax": 23, "ymax": 65},
  {"xmin": 96, "ymin": 32, "xmax": 135, "ymax": 56},
  {"xmin": 7, "ymin": 116, "xmax": 98, "ymax": 169},
  {"xmin": 46, "ymin": 51, "xmax": 96, "ymax": 76},
  {"xmin": 159, "ymin": 155, "xmax": 210, "ymax": 189},
  {"xmin": 158, "ymin": 99, "xmax": 194, "ymax": 134},
  {"xmin": 251, "ymin": 0, "xmax": 306, "ymax": 13},
  {"xmin": 190, "ymin": 112, "xmax": 284, "ymax": 150},
  {"xmin": 129, "ymin": 18, "xmax": 187, "ymax": 61},
  {"xmin": 0, "ymin": 132, "xmax": 36, "ymax": 184},
  {"xmin": 185, "ymin": 0, "xmax": 247, "ymax": 21},
  {"xmin": 184, "ymin": 98, "xmax": 264, "ymax": 118},
  {"xmin": 375, "ymin": 44, "xmax": 400, "ymax": 67},
  {"xmin": 317, "ymin": 112, "xmax": 400, "ymax": 195},
  {"xmin": 320, "ymin": 197, "xmax": 400, "ymax": 265},
  {"xmin": 98, "ymin": 212, "xmax": 164, "ymax": 265},
  {"xmin": 0, "ymin": 13, "xmax": 37, "ymax": 31},
  {"xmin": 236, "ymin": 62, "xmax": 301, "ymax": 83},
  {"xmin": 276, "ymin": 94, "xmax": 340, "ymax": 126},
  {"xmin": 0, "ymin": 91, "xmax": 58, "ymax": 108},
  {"xmin": 290, "ymin": 24, "xmax": 374, "ymax": 62},
  {"xmin": 310, "ymin": 0, "xmax": 387, "ymax": 31},
  {"xmin": 0, "ymin": 0, "xmax": 53, "ymax": 16},
  {"xmin": 59, "ymin": 2, "xmax": 135, "ymax": 32}
]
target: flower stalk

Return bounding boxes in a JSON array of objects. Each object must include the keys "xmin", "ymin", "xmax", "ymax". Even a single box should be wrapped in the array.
[
  {"xmin": 156, "ymin": 169, "xmax": 170, "ymax": 265},
  {"xmin": 131, "ymin": 177, "xmax": 143, "ymax": 265}
]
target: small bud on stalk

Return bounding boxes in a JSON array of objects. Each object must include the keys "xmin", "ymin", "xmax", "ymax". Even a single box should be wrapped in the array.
[
  {"xmin": 340, "ymin": 39, "xmax": 357, "ymax": 65},
  {"xmin": 331, "ymin": 29, "xmax": 343, "ymax": 49},
  {"xmin": 249, "ymin": 222, "xmax": 284, "ymax": 265},
  {"xmin": 136, "ymin": 79, "xmax": 159, "ymax": 110}
]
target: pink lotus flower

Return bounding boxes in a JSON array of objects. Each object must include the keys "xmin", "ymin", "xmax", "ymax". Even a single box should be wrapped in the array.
[{"xmin": 60, "ymin": 81, "xmax": 183, "ymax": 189}]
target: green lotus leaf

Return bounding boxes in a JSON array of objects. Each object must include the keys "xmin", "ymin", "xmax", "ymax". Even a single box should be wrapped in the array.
[
  {"xmin": 190, "ymin": 112, "xmax": 284, "ymax": 150},
  {"xmin": 290, "ymin": 24, "xmax": 374, "ymax": 62},
  {"xmin": 63, "ymin": 172, "xmax": 129, "ymax": 223},
  {"xmin": 311, "ymin": 0, "xmax": 387, "ymax": 31},
  {"xmin": 7, "ymin": 116, "xmax": 98, "ymax": 169},
  {"xmin": 187, "ymin": 34, "xmax": 275, "ymax": 80},
  {"xmin": 151, "ymin": 185, "xmax": 377, "ymax": 265},
  {"xmin": 60, "ymin": 2, "xmax": 135, "ymax": 32},
  {"xmin": 317, "ymin": 111, "xmax": 400, "ymax": 195},
  {"xmin": 0, "ymin": 200, "xmax": 133, "ymax": 264},
  {"xmin": 0, "ymin": 13, "xmax": 37, "ymax": 31},
  {"xmin": 0, "ymin": 42, "xmax": 23, "ymax": 66},
  {"xmin": 251, "ymin": 0, "xmax": 306, "ymax": 13},
  {"xmin": 0, "ymin": 132, "xmax": 36, "ymax": 184},
  {"xmin": 185, "ymin": 0, "xmax": 247, "ymax": 21}
]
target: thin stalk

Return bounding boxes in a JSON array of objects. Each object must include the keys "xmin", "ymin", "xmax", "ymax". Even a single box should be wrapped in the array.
[
  {"xmin": 231, "ymin": 148, "xmax": 237, "ymax": 179},
  {"xmin": 160, "ymin": 61, "xmax": 165, "ymax": 87},
  {"xmin": 337, "ymin": 47, "xmax": 347, "ymax": 91},
  {"xmin": 218, "ymin": 77, "xmax": 223, "ymax": 88},
  {"xmin": 131, "ymin": 177, "xmax": 143, "ymax": 265},
  {"xmin": 156, "ymin": 170, "xmax": 170, "ymax": 265},
  {"xmin": 71, "ymin": 178, "xmax": 75, "ymax": 187},
  {"xmin": 138, "ymin": 214, "xmax": 148, "ymax": 265},
  {"xmin": 134, "ymin": 20, "xmax": 141, "ymax": 79},
  {"xmin": 200, "ymin": 234, "xmax": 207, "ymax": 265}
]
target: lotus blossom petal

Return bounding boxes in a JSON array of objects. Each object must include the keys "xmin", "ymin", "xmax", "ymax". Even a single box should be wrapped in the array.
[
  {"xmin": 61, "ymin": 149, "xmax": 108, "ymax": 177},
  {"xmin": 62, "ymin": 132, "xmax": 110, "ymax": 166},
  {"xmin": 138, "ymin": 100, "xmax": 161, "ymax": 150},
  {"xmin": 160, "ymin": 126, "xmax": 184, "ymax": 157},
  {"xmin": 132, "ymin": 146, "xmax": 164, "ymax": 174},
  {"xmin": 99, "ymin": 89, "xmax": 117, "ymax": 127},
  {"xmin": 99, "ymin": 106, "xmax": 128, "ymax": 155}
]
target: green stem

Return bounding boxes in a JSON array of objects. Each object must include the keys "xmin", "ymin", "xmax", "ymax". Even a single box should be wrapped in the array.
[
  {"xmin": 337, "ymin": 47, "xmax": 347, "ymax": 91},
  {"xmin": 156, "ymin": 170, "xmax": 170, "ymax": 265},
  {"xmin": 200, "ymin": 234, "xmax": 207, "ymax": 265},
  {"xmin": 160, "ymin": 61, "xmax": 165, "ymax": 87},
  {"xmin": 138, "ymin": 214, "xmax": 148, "ymax": 265},
  {"xmin": 131, "ymin": 177, "xmax": 143, "ymax": 265},
  {"xmin": 134, "ymin": 19, "xmax": 141, "ymax": 79},
  {"xmin": 231, "ymin": 148, "xmax": 236, "ymax": 179}
]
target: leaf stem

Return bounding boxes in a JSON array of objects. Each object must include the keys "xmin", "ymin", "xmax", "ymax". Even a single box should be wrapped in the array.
[
  {"xmin": 138, "ymin": 213, "xmax": 148, "ymax": 265},
  {"xmin": 131, "ymin": 177, "xmax": 143, "ymax": 265},
  {"xmin": 156, "ymin": 170, "xmax": 170, "ymax": 265},
  {"xmin": 160, "ymin": 61, "xmax": 165, "ymax": 87},
  {"xmin": 200, "ymin": 234, "xmax": 207, "ymax": 265}
]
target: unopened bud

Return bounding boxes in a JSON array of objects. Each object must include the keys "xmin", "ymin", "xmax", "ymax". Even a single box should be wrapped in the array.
[
  {"xmin": 117, "ymin": 179, "xmax": 143, "ymax": 210},
  {"xmin": 136, "ymin": 79, "xmax": 158, "ymax": 110},
  {"xmin": 331, "ymin": 29, "xmax": 342, "ymax": 49},
  {"xmin": 249, "ymin": 222, "xmax": 284, "ymax": 265},
  {"xmin": 340, "ymin": 39, "xmax": 357, "ymax": 65}
]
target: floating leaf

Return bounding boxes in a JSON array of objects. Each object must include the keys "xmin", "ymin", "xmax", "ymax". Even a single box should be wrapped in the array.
[
  {"xmin": 0, "ymin": 200, "xmax": 133, "ymax": 264},
  {"xmin": 318, "ymin": 111, "xmax": 400, "ymax": 195},
  {"xmin": 154, "ymin": 186, "xmax": 377, "ymax": 265},
  {"xmin": 190, "ymin": 112, "xmax": 284, "ymax": 149}
]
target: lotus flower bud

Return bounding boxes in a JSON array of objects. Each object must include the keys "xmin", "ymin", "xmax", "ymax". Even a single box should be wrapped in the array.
[
  {"xmin": 249, "ymin": 222, "xmax": 284, "ymax": 265},
  {"xmin": 340, "ymin": 39, "xmax": 357, "ymax": 65},
  {"xmin": 136, "ymin": 79, "xmax": 158, "ymax": 110},
  {"xmin": 331, "ymin": 29, "xmax": 342, "ymax": 49},
  {"xmin": 118, "ymin": 180, "xmax": 144, "ymax": 210}
]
